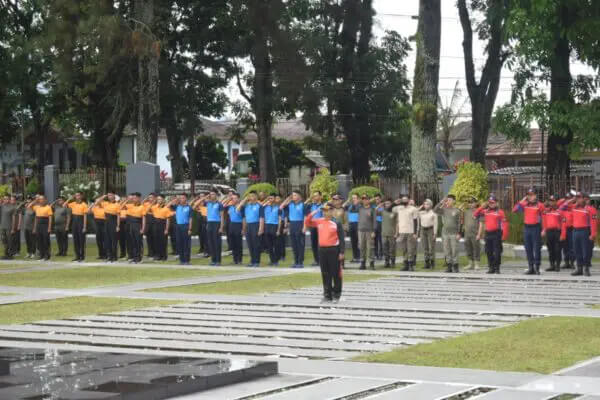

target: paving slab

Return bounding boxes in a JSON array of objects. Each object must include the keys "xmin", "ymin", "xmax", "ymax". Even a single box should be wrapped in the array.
[
  {"xmin": 366, "ymin": 382, "xmax": 474, "ymax": 399},
  {"xmin": 471, "ymin": 389, "xmax": 560, "ymax": 399},
  {"xmin": 518, "ymin": 375, "xmax": 600, "ymax": 396},
  {"xmin": 559, "ymin": 360, "xmax": 600, "ymax": 377},
  {"xmin": 257, "ymin": 376, "xmax": 394, "ymax": 400}
]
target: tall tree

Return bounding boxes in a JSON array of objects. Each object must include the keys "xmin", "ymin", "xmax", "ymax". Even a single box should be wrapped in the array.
[
  {"xmin": 437, "ymin": 81, "xmax": 466, "ymax": 160},
  {"xmin": 411, "ymin": 0, "xmax": 441, "ymax": 190},
  {"xmin": 457, "ymin": 0, "xmax": 511, "ymax": 165},
  {"xmin": 133, "ymin": 0, "xmax": 160, "ymax": 163}
]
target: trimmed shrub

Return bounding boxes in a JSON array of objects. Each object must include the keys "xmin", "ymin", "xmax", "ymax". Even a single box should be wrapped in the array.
[
  {"xmin": 309, "ymin": 168, "xmax": 338, "ymax": 201},
  {"xmin": 0, "ymin": 184, "xmax": 10, "ymax": 197},
  {"xmin": 244, "ymin": 182, "xmax": 278, "ymax": 197},
  {"xmin": 449, "ymin": 161, "xmax": 489, "ymax": 208},
  {"xmin": 506, "ymin": 212, "xmax": 524, "ymax": 245},
  {"xmin": 349, "ymin": 186, "xmax": 381, "ymax": 198},
  {"xmin": 25, "ymin": 177, "xmax": 41, "ymax": 196}
]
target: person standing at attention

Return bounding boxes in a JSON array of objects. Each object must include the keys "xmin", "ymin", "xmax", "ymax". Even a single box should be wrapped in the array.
[
  {"xmin": 262, "ymin": 194, "xmax": 282, "ymax": 266},
  {"xmin": 343, "ymin": 194, "xmax": 361, "ymax": 262},
  {"xmin": 374, "ymin": 194, "xmax": 384, "ymax": 260},
  {"xmin": 223, "ymin": 193, "xmax": 244, "ymax": 264},
  {"xmin": 513, "ymin": 188, "xmax": 545, "ymax": 275},
  {"xmin": 435, "ymin": 195, "xmax": 462, "ymax": 273},
  {"xmin": 237, "ymin": 191, "xmax": 264, "ymax": 267},
  {"xmin": 0, "ymin": 195, "xmax": 18, "ymax": 259},
  {"xmin": 463, "ymin": 197, "xmax": 482, "ymax": 271},
  {"xmin": 305, "ymin": 203, "xmax": 345, "ymax": 303},
  {"xmin": 152, "ymin": 194, "xmax": 173, "ymax": 261},
  {"xmin": 51, "ymin": 196, "xmax": 70, "ymax": 257},
  {"xmin": 30, "ymin": 195, "xmax": 53, "ymax": 261},
  {"xmin": 394, "ymin": 195, "xmax": 418, "ymax": 271},
  {"xmin": 417, "ymin": 199, "xmax": 437, "ymax": 269},
  {"xmin": 305, "ymin": 191, "xmax": 323, "ymax": 266},
  {"xmin": 280, "ymin": 191, "xmax": 307, "ymax": 268},
  {"xmin": 542, "ymin": 195, "xmax": 566, "ymax": 272},
  {"xmin": 380, "ymin": 198, "xmax": 398, "ymax": 268},
  {"xmin": 89, "ymin": 199, "xmax": 107, "ymax": 260},
  {"xmin": 122, "ymin": 193, "xmax": 146, "ymax": 264},
  {"xmin": 170, "ymin": 194, "xmax": 193, "ymax": 265},
  {"xmin": 358, "ymin": 194, "xmax": 376, "ymax": 270},
  {"xmin": 66, "ymin": 193, "xmax": 88, "ymax": 262},
  {"xmin": 475, "ymin": 195, "xmax": 509, "ymax": 274}
]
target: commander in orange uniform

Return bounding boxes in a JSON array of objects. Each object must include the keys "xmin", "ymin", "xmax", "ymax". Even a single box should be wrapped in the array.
[
  {"xmin": 123, "ymin": 192, "xmax": 146, "ymax": 263},
  {"xmin": 305, "ymin": 203, "xmax": 345, "ymax": 303},
  {"xmin": 90, "ymin": 200, "xmax": 106, "ymax": 260},
  {"xmin": 95, "ymin": 193, "xmax": 122, "ymax": 262},
  {"xmin": 66, "ymin": 193, "xmax": 88, "ymax": 261}
]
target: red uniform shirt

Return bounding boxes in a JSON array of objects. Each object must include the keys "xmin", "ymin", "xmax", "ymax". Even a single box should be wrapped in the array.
[
  {"xmin": 513, "ymin": 200, "xmax": 545, "ymax": 225},
  {"xmin": 568, "ymin": 205, "xmax": 598, "ymax": 238},
  {"xmin": 474, "ymin": 207, "xmax": 509, "ymax": 240},
  {"xmin": 305, "ymin": 214, "xmax": 342, "ymax": 248},
  {"xmin": 557, "ymin": 199, "xmax": 573, "ymax": 227},
  {"xmin": 542, "ymin": 209, "xmax": 566, "ymax": 240}
]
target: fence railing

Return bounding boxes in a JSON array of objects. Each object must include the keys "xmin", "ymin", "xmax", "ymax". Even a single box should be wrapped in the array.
[{"xmin": 59, "ymin": 168, "xmax": 126, "ymax": 195}]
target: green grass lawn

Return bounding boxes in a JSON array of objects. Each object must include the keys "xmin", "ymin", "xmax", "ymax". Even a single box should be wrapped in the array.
[
  {"xmin": 355, "ymin": 316, "xmax": 600, "ymax": 374},
  {"xmin": 0, "ymin": 266, "xmax": 239, "ymax": 289},
  {"xmin": 148, "ymin": 272, "xmax": 384, "ymax": 295},
  {"xmin": 0, "ymin": 296, "xmax": 179, "ymax": 325}
]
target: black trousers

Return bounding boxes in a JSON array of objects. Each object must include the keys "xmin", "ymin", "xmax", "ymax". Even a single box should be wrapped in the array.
[
  {"xmin": 72, "ymin": 216, "xmax": 86, "ymax": 260},
  {"xmin": 175, "ymin": 223, "xmax": 191, "ymax": 263},
  {"xmin": 1, "ymin": 229, "xmax": 12, "ymax": 257},
  {"xmin": 104, "ymin": 214, "xmax": 118, "ymax": 261},
  {"xmin": 319, "ymin": 246, "xmax": 342, "ymax": 299},
  {"xmin": 228, "ymin": 222, "xmax": 243, "ymax": 263},
  {"xmin": 485, "ymin": 230, "xmax": 502, "ymax": 270},
  {"xmin": 11, "ymin": 229, "xmax": 20, "ymax": 256},
  {"xmin": 562, "ymin": 227, "xmax": 574, "ymax": 264},
  {"xmin": 129, "ymin": 217, "xmax": 143, "ymax": 262},
  {"xmin": 289, "ymin": 221, "xmax": 305, "ymax": 265},
  {"xmin": 25, "ymin": 229, "xmax": 36, "ymax": 256},
  {"xmin": 125, "ymin": 219, "xmax": 134, "ymax": 258},
  {"xmin": 169, "ymin": 218, "xmax": 177, "ymax": 254},
  {"xmin": 55, "ymin": 229, "xmax": 68, "ymax": 256},
  {"xmin": 310, "ymin": 227, "xmax": 319, "ymax": 263},
  {"xmin": 276, "ymin": 230, "xmax": 286, "ymax": 261},
  {"xmin": 36, "ymin": 218, "xmax": 50, "ymax": 259},
  {"xmin": 206, "ymin": 221, "xmax": 222, "ymax": 263},
  {"xmin": 94, "ymin": 218, "xmax": 106, "ymax": 258},
  {"xmin": 118, "ymin": 220, "xmax": 127, "ymax": 257},
  {"xmin": 145, "ymin": 214, "xmax": 155, "ymax": 257},
  {"xmin": 545, "ymin": 228, "xmax": 562, "ymax": 266},
  {"xmin": 153, "ymin": 218, "xmax": 167, "ymax": 260},
  {"xmin": 349, "ymin": 222, "xmax": 360, "ymax": 260},
  {"xmin": 264, "ymin": 224, "xmax": 279, "ymax": 264},
  {"xmin": 246, "ymin": 222, "xmax": 261, "ymax": 264}
]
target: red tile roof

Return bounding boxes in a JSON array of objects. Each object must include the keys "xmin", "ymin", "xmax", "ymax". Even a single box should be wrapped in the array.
[{"xmin": 486, "ymin": 129, "xmax": 546, "ymax": 157}]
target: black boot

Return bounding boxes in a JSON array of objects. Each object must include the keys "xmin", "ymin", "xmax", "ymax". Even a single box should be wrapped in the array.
[
  {"xmin": 495, "ymin": 264, "xmax": 501, "ymax": 274},
  {"xmin": 545, "ymin": 261, "xmax": 556, "ymax": 272},
  {"xmin": 410, "ymin": 259, "xmax": 416, "ymax": 271},
  {"xmin": 584, "ymin": 266, "xmax": 591, "ymax": 277},
  {"xmin": 359, "ymin": 261, "xmax": 366, "ymax": 270},
  {"xmin": 369, "ymin": 261, "xmax": 375, "ymax": 270},
  {"xmin": 525, "ymin": 265, "xmax": 535, "ymax": 275},
  {"xmin": 401, "ymin": 260, "xmax": 409, "ymax": 271},
  {"xmin": 486, "ymin": 264, "xmax": 494, "ymax": 274},
  {"xmin": 571, "ymin": 265, "xmax": 583, "ymax": 276},
  {"xmin": 453, "ymin": 263, "xmax": 459, "ymax": 273},
  {"xmin": 391, "ymin": 258, "xmax": 396, "ymax": 268},
  {"xmin": 555, "ymin": 261, "xmax": 560, "ymax": 272},
  {"xmin": 384, "ymin": 258, "xmax": 390, "ymax": 268},
  {"xmin": 445, "ymin": 262, "xmax": 452, "ymax": 273},
  {"xmin": 534, "ymin": 264, "xmax": 540, "ymax": 275}
]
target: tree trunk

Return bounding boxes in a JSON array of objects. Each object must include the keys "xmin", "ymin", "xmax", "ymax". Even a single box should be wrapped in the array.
[
  {"xmin": 187, "ymin": 135, "xmax": 196, "ymax": 196},
  {"xmin": 458, "ymin": 0, "xmax": 507, "ymax": 166},
  {"xmin": 135, "ymin": 0, "xmax": 159, "ymax": 163},
  {"xmin": 165, "ymin": 123, "xmax": 184, "ymax": 183},
  {"xmin": 546, "ymin": 3, "xmax": 572, "ymax": 178},
  {"xmin": 411, "ymin": 0, "xmax": 441, "ymax": 193},
  {"xmin": 251, "ymin": 12, "xmax": 276, "ymax": 183}
]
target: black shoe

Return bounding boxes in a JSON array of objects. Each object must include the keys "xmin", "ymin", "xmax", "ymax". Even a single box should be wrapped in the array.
[
  {"xmin": 525, "ymin": 266, "xmax": 535, "ymax": 275},
  {"xmin": 534, "ymin": 265, "xmax": 540, "ymax": 275},
  {"xmin": 445, "ymin": 263, "xmax": 452, "ymax": 273},
  {"xmin": 320, "ymin": 296, "xmax": 332, "ymax": 303},
  {"xmin": 410, "ymin": 261, "xmax": 416, "ymax": 271},
  {"xmin": 400, "ymin": 260, "xmax": 409, "ymax": 271},
  {"xmin": 495, "ymin": 266, "xmax": 501, "ymax": 274},
  {"xmin": 486, "ymin": 267, "xmax": 494, "ymax": 274},
  {"xmin": 369, "ymin": 261, "xmax": 375, "ymax": 270},
  {"xmin": 584, "ymin": 266, "xmax": 591, "ymax": 277},
  {"xmin": 72, "ymin": 257, "xmax": 80, "ymax": 262},
  {"xmin": 571, "ymin": 266, "xmax": 583, "ymax": 276},
  {"xmin": 384, "ymin": 259, "xmax": 390, "ymax": 268},
  {"xmin": 555, "ymin": 263, "xmax": 560, "ymax": 272},
  {"xmin": 391, "ymin": 258, "xmax": 396, "ymax": 268},
  {"xmin": 359, "ymin": 262, "xmax": 366, "ymax": 270},
  {"xmin": 545, "ymin": 262, "xmax": 556, "ymax": 272},
  {"xmin": 453, "ymin": 263, "xmax": 459, "ymax": 273}
]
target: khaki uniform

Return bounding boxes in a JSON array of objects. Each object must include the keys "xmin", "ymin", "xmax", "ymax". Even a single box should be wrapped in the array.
[
  {"xmin": 463, "ymin": 209, "xmax": 481, "ymax": 262},
  {"xmin": 435, "ymin": 204, "xmax": 462, "ymax": 266},
  {"xmin": 394, "ymin": 205, "xmax": 418, "ymax": 265},
  {"xmin": 418, "ymin": 210, "xmax": 438, "ymax": 265},
  {"xmin": 358, "ymin": 206, "xmax": 376, "ymax": 264},
  {"xmin": 381, "ymin": 209, "xmax": 398, "ymax": 265}
]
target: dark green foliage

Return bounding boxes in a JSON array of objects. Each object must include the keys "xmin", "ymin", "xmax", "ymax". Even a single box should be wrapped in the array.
[
  {"xmin": 349, "ymin": 186, "xmax": 381, "ymax": 198},
  {"xmin": 186, "ymin": 136, "xmax": 228, "ymax": 180},
  {"xmin": 244, "ymin": 183, "xmax": 278, "ymax": 197}
]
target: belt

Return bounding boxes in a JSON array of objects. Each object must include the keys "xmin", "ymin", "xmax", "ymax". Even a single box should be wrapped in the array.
[
  {"xmin": 422, "ymin": 226, "xmax": 434, "ymax": 230},
  {"xmin": 525, "ymin": 223, "xmax": 541, "ymax": 227},
  {"xmin": 574, "ymin": 227, "xmax": 590, "ymax": 230},
  {"xmin": 37, "ymin": 217, "xmax": 49, "ymax": 221}
]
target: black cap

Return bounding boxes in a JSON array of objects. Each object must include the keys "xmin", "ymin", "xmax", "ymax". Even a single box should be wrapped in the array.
[
  {"xmin": 527, "ymin": 187, "xmax": 536, "ymax": 194},
  {"xmin": 447, "ymin": 194, "xmax": 456, "ymax": 200},
  {"xmin": 488, "ymin": 194, "xmax": 497, "ymax": 202}
]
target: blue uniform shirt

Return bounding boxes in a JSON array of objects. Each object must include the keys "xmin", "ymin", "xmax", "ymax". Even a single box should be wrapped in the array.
[
  {"xmin": 287, "ymin": 202, "xmax": 306, "ymax": 222},
  {"xmin": 243, "ymin": 203, "xmax": 262, "ymax": 224},
  {"xmin": 264, "ymin": 205, "xmax": 280, "ymax": 225},
  {"xmin": 175, "ymin": 205, "xmax": 191, "ymax": 225},
  {"xmin": 206, "ymin": 201, "xmax": 223, "ymax": 222},
  {"xmin": 228, "ymin": 205, "xmax": 243, "ymax": 223},
  {"xmin": 376, "ymin": 205, "xmax": 383, "ymax": 222},
  {"xmin": 346, "ymin": 204, "xmax": 359, "ymax": 223},
  {"xmin": 309, "ymin": 203, "xmax": 323, "ymax": 219}
]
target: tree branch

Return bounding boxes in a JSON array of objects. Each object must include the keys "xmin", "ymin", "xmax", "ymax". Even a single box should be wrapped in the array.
[
  {"xmin": 457, "ymin": 0, "xmax": 477, "ymax": 96},
  {"xmin": 235, "ymin": 65, "xmax": 252, "ymax": 104}
]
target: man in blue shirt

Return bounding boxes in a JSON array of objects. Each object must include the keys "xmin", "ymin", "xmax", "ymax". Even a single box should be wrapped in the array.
[
  {"xmin": 374, "ymin": 194, "xmax": 384, "ymax": 260},
  {"xmin": 305, "ymin": 191, "xmax": 323, "ymax": 266},
  {"xmin": 275, "ymin": 194, "xmax": 287, "ymax": 262},
  {"xmin": 194, "ymin": 189, "xmax": 224, "ymax": 265},
  {"xmin": 237, "ymin": 191, "xmax": 263, "ymax": 266},
  {"xmin": 168, "ymin": 193, "xmax": 193, "ymax": 265},
  {"xmin": 280, "ymin": 190, "xmax": 307, "ymax": 268},
  {"xmin": 263, "ymin": 194, "xmax": 282, "ymax": 265},
  {"xmin": 344, "ymin": 193, "xmax": 361, "ymax": 262},
  {"xmin": 223, "ymin": 192, "xmax": 244, "ymax": 264}
]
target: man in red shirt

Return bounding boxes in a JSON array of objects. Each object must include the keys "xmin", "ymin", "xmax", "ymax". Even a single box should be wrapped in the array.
[
  {"xmin": 513, "ymin": 187, "xmax": 545, "ymax": 275},
  {"xmin": 305, "ymin": 203, "xmax": 345, "ymax": 303},
  {"xmin": 542, "ymin": 195, "xmax": 566, "ymax": 272},
  {"xmin": 560, "ymin": 192, "xmax": 597, "ymax": 276},
  {"xmin": 558, "ymin": 192, "xmax": 575, "ymax": 269},
  {"xmin": 584, "ymin": 194, "xmax": 597, "ymax": 272},
  {"xmin": 475, "ymin": 195, "xmax": 509, "ymax": 274}
]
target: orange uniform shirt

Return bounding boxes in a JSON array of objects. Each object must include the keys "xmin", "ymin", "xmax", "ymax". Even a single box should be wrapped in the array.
[
  {"xmin": 68, "ymin": 202, "xmax": 88, "ymax": 216},
  {"xmin": 126, "ymin": 204, "xmax": 147, "ymax": 218},
  {"xmin": 154, "ymin": 206, "xmax": 174, "ymax": 220},
  {"xmin": 91, "ymin": 206, "xmax": 105, "ymax": 220},
  {"xmin": 33, "ymin": 205, "xmax": 53, "ymax": 218},
  {"xmin": 101, "ymin": 201, "xmax": 121, "ymax": 215}
]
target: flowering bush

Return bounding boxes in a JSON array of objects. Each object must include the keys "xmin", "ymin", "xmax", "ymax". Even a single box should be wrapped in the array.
[{"xmin": 61, "ymin": 180, "xmax": 101, "ymax": 202}]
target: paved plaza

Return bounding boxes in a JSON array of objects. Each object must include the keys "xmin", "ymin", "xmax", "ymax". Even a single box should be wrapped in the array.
[{"xmin": 1, "ymin": 259, "xmax": 600, "ymax": 399}]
